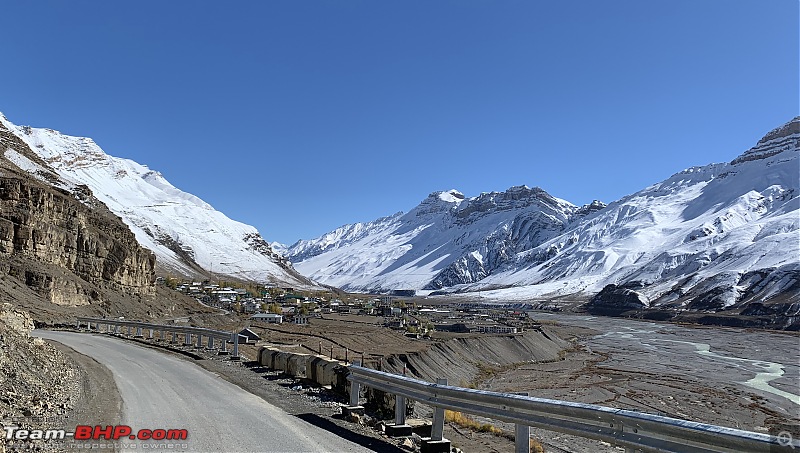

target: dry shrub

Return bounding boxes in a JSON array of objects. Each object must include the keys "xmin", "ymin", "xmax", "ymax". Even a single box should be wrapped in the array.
[{"xmin": 445, "ymin": 410, "xmax": 546, "ymax": 451}]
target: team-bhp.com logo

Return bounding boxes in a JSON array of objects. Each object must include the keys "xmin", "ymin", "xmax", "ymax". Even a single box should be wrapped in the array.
[{"xmin": 4, "ymin": 425, "xmax": 188, "ymax": 441}]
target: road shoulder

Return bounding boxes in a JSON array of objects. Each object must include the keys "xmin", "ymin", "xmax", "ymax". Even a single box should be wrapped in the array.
[{"xmin": 47, "ymin": 339, "xmax": 123, "ymax": 429}]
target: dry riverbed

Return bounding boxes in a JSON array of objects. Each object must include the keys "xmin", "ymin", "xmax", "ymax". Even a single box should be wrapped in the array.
[{"xmin": 468, "ymin": 314, "xmax": 800, "ymax": 452}]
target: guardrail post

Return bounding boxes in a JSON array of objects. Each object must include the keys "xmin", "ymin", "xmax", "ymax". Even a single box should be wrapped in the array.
[
  {"xmin": 76, "ymin": 320, "xmax": 81, "ymax": 330},
  {"xmin": 148, "ymin": 329, "xmax": 154, "ymax": 340},
  {"xmin": 349, "ymin": 362, "xmax": 361, "ymax": 406},
  {"xmin": 207, "ymin": 336, "xmax": 214, "ymax": 350},
  {"xmin": 419, "ymin": 377, "xmax": 451, "ymax": 453},
  {"xmin": 385, "ymin": 393, "xmax": 413, "ymax": 437},
  {"xmin": 127, "ymin": 325, "xmax": 133, "ymax": 336},
  {"xmin": 219, "ymin": 336, "xmax": 229, "ymax": 355},
  {"xmin": 341, "ymin": 361, "xmax": 365, "ymax": 421},
  {"xmin": 231, "ymin": 333, "xmax": 240, "ymax": 360},
  {"xmin": 185, "ymin": 333, "xmax": 192, "ymax": 345},
  {"xmin": 515, "ymin": 393, "xmax": 530, "ymax": 453},
  {"xmin": 395, "ymin": 395, "xmax": 407, "ymax": 426},
  {"xmin": 431, "ymin": 378, "xmax": 447, "ymax": 441},
  {"xmin": 170, "ymin": 331, "xmax": 176, "ymax": 343},
  {"xmin": 196, "ymin": 334, "xmax": 203, "ymax": 348},
  {"xmin": 114, "ymin": 325, "xmax": 120, "ymax": 334},
  {"xmin": 135, "ymin": 327, "xmax": 143, "ymax": 338}
]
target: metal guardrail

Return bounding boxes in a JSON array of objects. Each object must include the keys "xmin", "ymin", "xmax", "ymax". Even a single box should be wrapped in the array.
[
  {"xmin": 347, "ymin": 364, "xmax": 798, "ymax": 453},
  {"xmin": 76, "ymin": 317, "xmax": 244, "ymax": 358}
]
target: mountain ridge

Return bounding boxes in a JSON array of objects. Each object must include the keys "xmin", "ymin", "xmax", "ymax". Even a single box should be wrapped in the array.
[
  {"xmin": 287, "ymin": 184, "xmax": 605, "ymax": 292},
  {"xmin": 287, "ymin": 117, "xmax": 799, "ymax": 325},
  {"xmin": 0, "ymin": 113, "xmax": 315, "ymax": 288}
]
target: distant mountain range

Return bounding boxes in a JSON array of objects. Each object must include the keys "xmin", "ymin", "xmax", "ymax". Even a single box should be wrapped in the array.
[
  {"xmin": 3, "ymin": 110, "xmax": 797, "ymax": 326},
  {"xmin": 284, "ymin": 118, "xmax": 799, "ymax": 322},
  {"xmin": 0, "ymin": 113, "xmax": 313, "ymax": 289}
]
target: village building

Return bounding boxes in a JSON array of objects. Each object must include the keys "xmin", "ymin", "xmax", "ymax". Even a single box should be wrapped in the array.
[{"xmin": 250, "ymin": 313, "xmax": 283, "ymax": 323}]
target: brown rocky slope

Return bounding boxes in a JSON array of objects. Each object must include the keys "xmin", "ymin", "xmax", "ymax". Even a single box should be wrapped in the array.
[
  {"xmin": 1, "ymin": 117, "xmax": 209, "ymax": 322},
  {"xmin": 0, "ymin": 117, "xmax": 213, "ymax": 451}
]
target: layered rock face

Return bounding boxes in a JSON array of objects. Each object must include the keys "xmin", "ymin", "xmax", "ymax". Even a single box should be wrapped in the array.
[{"xmin": 0, "ymin": 121, "xmax": 155, "ymax": 307}]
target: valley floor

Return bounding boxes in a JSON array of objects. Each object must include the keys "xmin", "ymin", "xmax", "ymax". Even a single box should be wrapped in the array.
[
  {"xmin": 13, "ymin": 309, "xmax": 798, "ymax": 453},
  {"xmin": 218, "ymin": 309, "xmax": 800, "ymax": 452},
  {"xmin": 463, "ymin": 314, "xmax": 800, "ymax": 452}
]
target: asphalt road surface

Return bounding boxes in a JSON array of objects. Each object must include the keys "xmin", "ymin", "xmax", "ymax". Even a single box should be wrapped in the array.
[{"xmin": 37, "ymin": 330, "xmax": 374, "ymax": 453}]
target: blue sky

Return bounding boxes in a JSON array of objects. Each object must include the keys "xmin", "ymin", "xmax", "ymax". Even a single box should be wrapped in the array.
[{"xmin": 2, "ymin": 1, "xmax": 797, "ymax": 245}]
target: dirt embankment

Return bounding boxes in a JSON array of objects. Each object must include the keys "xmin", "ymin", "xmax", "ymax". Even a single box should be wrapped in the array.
[
  {"xmin": 0, "ymin": 304, "xmax": 125, "ymax": 453},
  {"xmin": 243, "ymin": 314, "xmax": 571, "ymax": 389},
  {"xmin": 379, "ymin": 327, "xmax": 571, "ymax": 387}
]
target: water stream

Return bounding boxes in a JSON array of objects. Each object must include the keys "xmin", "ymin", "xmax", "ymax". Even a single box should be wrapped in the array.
[
  {"xmin": 536, "ymin": 313, "xmax": 800, "ymax": 409},
  {"xmin": 657, "ymin": 339, "xmax": 800, "ymax": 405}
]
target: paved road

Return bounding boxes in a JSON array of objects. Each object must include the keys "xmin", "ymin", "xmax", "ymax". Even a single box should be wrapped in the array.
[{"xmin": 36, "ymin": 330, "xmax": 374, "ymax": 453}]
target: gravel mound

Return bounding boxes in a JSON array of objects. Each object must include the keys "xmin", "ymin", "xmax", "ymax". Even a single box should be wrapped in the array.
[{"xmin": 0, "ymin": 304, "xmax": 82, "ymax": 452}]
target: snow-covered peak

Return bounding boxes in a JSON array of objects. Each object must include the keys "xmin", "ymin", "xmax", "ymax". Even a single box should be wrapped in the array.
[
  {"xmin": 438, "ymin": 189, "xmax": 465, "ymax": 203},
  {"xmin": 287, "ymin": 185, "xmax": 580, "ymax": 291},
  {"xmin": 1, "ymin": 113, "xmax": 313, "ymax": 287},
  {"xmin": 286, "ymin": 212, "xmax": 405, "ymax": 263},
  {"xmin": 288, "ymin": 117, "xmax": 798, "ymax": 322},
  {"xmin": 469, "ymin": 117, "xmax": 799, "ymax": 315}
]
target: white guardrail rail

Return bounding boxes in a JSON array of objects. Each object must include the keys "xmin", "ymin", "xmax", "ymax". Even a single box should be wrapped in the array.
[
  {"xmin": 347, "ymin": 364, "xmax": 798, "ymax": 453},
  {"xmin": 75, "ymin": 317, "xmax": 245, "ymax": 358}
]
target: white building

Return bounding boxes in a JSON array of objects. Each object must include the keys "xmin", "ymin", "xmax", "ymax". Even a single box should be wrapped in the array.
[
  {"xmin": 250, "ymin": 313, "xmax": 283, "ymax": 323},
  {"xmin": 476, "ymin": 325, "xmax": 519, "ymax": 334}
]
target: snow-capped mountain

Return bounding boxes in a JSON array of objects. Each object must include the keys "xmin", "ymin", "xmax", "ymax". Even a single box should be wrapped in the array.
[
  {"xmin": 286, "ymin": 186, "xmax": 604, "ymax": 292},
  {"xmin": 474, "ymin": 118, "xmax": 799, "ymax": 310},
  {"xmin": 288, "ymin": 118, "xmax": 799, "ymax": 316},
  {"xmin": 0, "ymin": 113, "xmax": 312, "ymax": 287}
]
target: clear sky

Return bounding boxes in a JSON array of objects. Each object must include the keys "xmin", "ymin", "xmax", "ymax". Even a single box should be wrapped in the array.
[{"xmin": 1, "ymin": 1, "xmax": 797, "ymax": 245}]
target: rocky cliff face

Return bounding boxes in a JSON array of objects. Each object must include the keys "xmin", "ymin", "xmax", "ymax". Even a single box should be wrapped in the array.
[
  {"xmin": 0, "ymin": 113, "xmax": 314, "ymax": 288},
  {"xmin": 0, "ymin": 120, "xmax": 155, "ymax": 308}
]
